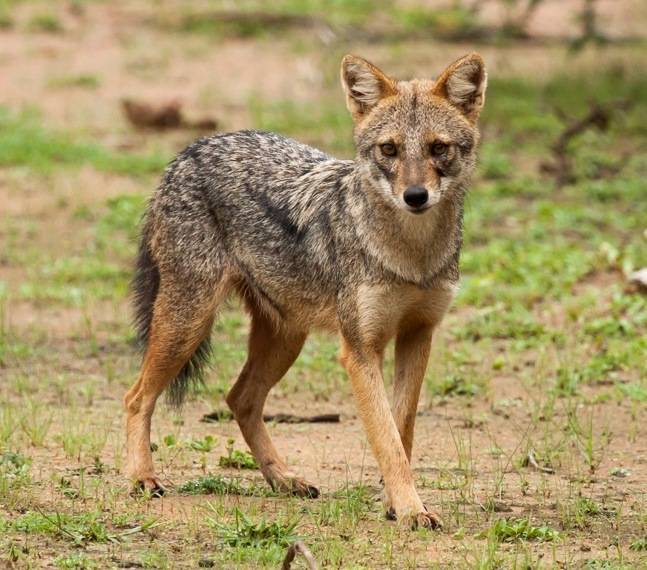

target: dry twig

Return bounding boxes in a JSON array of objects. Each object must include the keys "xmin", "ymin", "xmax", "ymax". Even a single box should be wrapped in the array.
[
  {"xmin": 523, "ymin": 450, "xmax": 555, "ymax": 474},
  {"xmin": 282, "ymin": 541, "xmax": 319, "ymax": 570}
]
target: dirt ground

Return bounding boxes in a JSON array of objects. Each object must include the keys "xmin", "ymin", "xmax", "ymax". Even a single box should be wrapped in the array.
[{"xmin": 1, "ymin": 1, "xmax": 646, "ymax": 568}]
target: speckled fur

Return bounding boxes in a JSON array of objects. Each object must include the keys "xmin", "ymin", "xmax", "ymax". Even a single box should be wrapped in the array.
[{"xmin": 124, "ymin": 53, "xmax": 487, "ymax": 528}]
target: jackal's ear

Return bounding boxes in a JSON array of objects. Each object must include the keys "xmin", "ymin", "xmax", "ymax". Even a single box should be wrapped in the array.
[
  {"xmin": 432, "ymin": 53, "xmax": 487, "ymax": 123},
  {"xmin": 340, "ymin": 55, "xmax": 397, "ymax": 120}
]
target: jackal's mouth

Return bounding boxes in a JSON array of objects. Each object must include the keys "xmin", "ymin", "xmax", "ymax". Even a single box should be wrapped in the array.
[{"xmin": 405, "ymin": 204, "xmax": 432, "ymax": 215}]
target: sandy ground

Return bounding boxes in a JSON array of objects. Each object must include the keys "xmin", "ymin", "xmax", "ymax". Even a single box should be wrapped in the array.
[{"xmin": 1, "ymin": 1, "xmax": 646, "ymax": 567}]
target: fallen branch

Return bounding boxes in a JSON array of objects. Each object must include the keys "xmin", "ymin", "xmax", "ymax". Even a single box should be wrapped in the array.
[
  {"xmin": 264, "ymin": 413, "xmax": 340, "ymax": 424},
  {"xmin": 282, "ymin": 541, "xmax": 319, "ymax": 570},
  {"xmin": 201, "ymin": 410, "xmax": 340, "ymax": 424},
  {"xmin": 540, "ymin": 99, "xmax": 631, "ymax": 187}
]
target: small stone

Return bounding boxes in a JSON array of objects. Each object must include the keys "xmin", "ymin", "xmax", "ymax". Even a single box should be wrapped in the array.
[{"xmin": 628, "ymin": 268, "xmax": 647, "ymax": 293}]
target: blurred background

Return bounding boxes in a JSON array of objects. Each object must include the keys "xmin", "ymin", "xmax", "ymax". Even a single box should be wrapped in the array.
[{"xmin": 1, "ymin": 1, "xmax": 646, "ymax": 568}]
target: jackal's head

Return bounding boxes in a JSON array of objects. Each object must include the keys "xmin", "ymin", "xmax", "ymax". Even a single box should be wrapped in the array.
[{"xmin": 341, "ymin": 53, "xmax": 487, "ymax": 214}]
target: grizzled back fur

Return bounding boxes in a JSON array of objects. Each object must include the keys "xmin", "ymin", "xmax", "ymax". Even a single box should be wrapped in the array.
[{"xmin": 131, "ymin": 53, "xmax": 487, "ymax": 406}]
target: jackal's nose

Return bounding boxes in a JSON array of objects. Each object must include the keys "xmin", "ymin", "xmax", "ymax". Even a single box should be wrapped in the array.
[{"xmin": 403, "ymin": 186, "xmax": 428, "ymax": 208}]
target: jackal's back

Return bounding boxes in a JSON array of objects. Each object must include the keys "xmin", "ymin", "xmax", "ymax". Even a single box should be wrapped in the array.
[{"xmin": 145, "ymin": 130, "xmax": 362, "ymax": 324}]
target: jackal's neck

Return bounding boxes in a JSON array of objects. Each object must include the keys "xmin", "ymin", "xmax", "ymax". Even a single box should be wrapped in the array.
[{"xmin": 347, "ymin": 170, "xmax": 464, "ymax": 285}]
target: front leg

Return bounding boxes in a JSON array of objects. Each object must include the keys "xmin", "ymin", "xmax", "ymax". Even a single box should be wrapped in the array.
[
  {"xmin": 394, "ymin": 287, "xmax": 454, "ymax": 461},
  {"xmin": 340, "ymin": 337, "xmax": 440, "ymax": 530},
  {"xmin": 393, "ymin": 323, "xmax": 434, "ymax": 462}
]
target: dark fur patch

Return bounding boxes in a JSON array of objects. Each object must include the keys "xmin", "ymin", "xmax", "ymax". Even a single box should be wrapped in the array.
[
  {"xmin": 252, "ymin": 189, "xmax": 306, "ymax": 242},
  {"xmin": 180, "ymin": 137, "xmax": 209, "ymax": 163},
  {"xmin": 131, "ymin": 225, "xmax": 160, "ymax": 350},
  {"xmin": 166, "ymin": 335, "xmax": 213, "ymax": 407},
  {"xmin": 237, "ymin": 262, "xmax": 285, "ymax": 320}
]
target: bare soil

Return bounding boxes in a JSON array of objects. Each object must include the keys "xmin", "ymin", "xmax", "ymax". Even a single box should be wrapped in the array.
[{"xmin": 1, "ymin": 1, "xmax": 646, "ymax": 568}]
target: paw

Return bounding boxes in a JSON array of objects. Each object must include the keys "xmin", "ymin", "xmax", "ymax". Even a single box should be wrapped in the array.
[
  {"xmin": 385, "ymin": 504, "xmax": 442, "ymax": 530},
  {"xmin": 277, "ymin": 477, "xmax": 320, "ymax": 498},
  {"xmin": 412, "ymin": 508, "xmax": 442, "ymax": 530},
  {"xmin": 267, "ymin": 473, "xmax": 319, "ymax": 498},
  {"xmin": 132, "ymin": 475, "xmax": 166, "ymax": 498},
  {"xmin": 261, "ymin": 463, "xmax": 319, "ymax": 498}
]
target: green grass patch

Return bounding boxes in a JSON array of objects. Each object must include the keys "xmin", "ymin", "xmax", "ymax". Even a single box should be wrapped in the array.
[
  {"xmin": 248, "ymin": 97, "xmax": 353, "ymax": 156},
  {"xmin": 0, "ymin": 511, "xmax": 158, "ymax": 545},
  {"xmin": 208, "ymin": 507, "xmax": 299, "ymax": 548},
  {"xmin": 54, "ymin": 553, "xmax": 98, "ymax": 569},
  {"xmin": 484, "ymin": 517, "xmax": 560, "ymax": 543},
  {"xmin": 178, "ymin": 474, "xmax": 240, "ymax": 495},
  {"xmin": 27, "ymin": 12, "xmax": 63, "ymax": 33},
  {"xmin": 452, "ymin": 306, "xmax": 561, "ymax": 349},
  {"xmin": 0, "ymin": 108, "xmax": 168, "ymax": 176},
  {"xmin": 178, "ymin": 473, "xmax": 277, "ymax": 498},
  {"xmin": 48, "ymin": 74, "xmax": 101, "ymax": 89},
  {"xmin": 219, "ymin": 439, "xmax": 258, "ymax": 469},
  {"xmin": 19, "ymin": 256, "xmax": 130, "ymax": 305},
  {"xmin": 630, "ymin": 537, "xmax": 647, "ymax": 551}
]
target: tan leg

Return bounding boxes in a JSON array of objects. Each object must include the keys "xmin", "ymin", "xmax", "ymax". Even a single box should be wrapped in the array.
[
  {"xmin": 123, "ymin": 281, "xmax": 226, "ymax": 494},
  {"xmin": 226, "ymin": 312, "xmax": 316, "ymax": 497},
  {"xmin": 340, "ymin": 337, "xmax": 440, "ymax": 529},
  {"xmin": 393, "ymin": 324, "xmax": 434, "ymax": 462}
]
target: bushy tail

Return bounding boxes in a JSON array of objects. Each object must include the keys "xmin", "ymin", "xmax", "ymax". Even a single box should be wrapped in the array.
[
  {"xmin": 131, "ymin": 226, "xmax": 160, "ymax": 354},
  {"xmin": 131, "ymin": 224, "xmax": 212, "ymax": 407}
]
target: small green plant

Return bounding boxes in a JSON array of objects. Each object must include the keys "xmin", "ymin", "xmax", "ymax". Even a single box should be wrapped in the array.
[
  {"xmin": 567, "ymin": 407, "xmax": 609, "ymax": 473},
  {"xmin": 484, "ymin": 518, "xmax": 560, "ymax": 543},
  {"xmin": 219, "ymin": 438, "xmax": 258, "ymax": 469},
  {"xmin": 630, "ymin": 537, "xmax": 647, "ymax": 551},
  {"xmin": 559, "ymin": 496, "xmax": 609, "ymax": 529},
  {"xmin": 0, "ymin": 451, "xmax": 31, "ymax": 497},
  {"xmin": 0, "ymin": 404, "xmax": 17, "ymax": 445},
  {"xmin": 189, "ymin": 435, "xmax": 216, "ymax": 452},
  {"xmin": 178, "ymin": 474, "xmax": 246, "ymax": 496},
  {"xmin": 54, "ymin": 553, "xmax": 97, "ymax": 569},
  {"xmin": 430, "ymin": 372, "xmax": 480, "ymax": 397},
  {"xmin": 208, "ymin": 507, "xmax": 300, "ymax": 549},
  {"xmin": 318, "ymin": 484, "xmax": 373, "ymax": 528},
  {"xmin": 28, "ymin": 13, "xmax": 63, "ymax": 33},
  {"xmin": 58, "ymin": 476, "xmax": 81, "ymax": 500},
  {"xmin": 553, "ymin": 367, "xmax": 581, "ymax": 397},
  {"xmin": 162, "ymin": 434, "xmax": 177, "ymax": 447},
  {"xmin": 19, "ymin": 402, "xmax": 52, "ymax": 446}
]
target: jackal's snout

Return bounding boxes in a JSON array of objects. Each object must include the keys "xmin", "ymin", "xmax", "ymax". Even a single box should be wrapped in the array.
[{"xmin": 402, "ymin": 186, "xmax": 429, "ymax": 211}]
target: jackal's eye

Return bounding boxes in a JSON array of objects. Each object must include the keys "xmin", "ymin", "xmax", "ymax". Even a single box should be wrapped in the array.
[
  {"xmin": 430, "ymin": 141, "xmax": 448, "ymax": 157},
  {"xmin": 380, "ymin": 143, "xmax": 397, "ymax": 157}
]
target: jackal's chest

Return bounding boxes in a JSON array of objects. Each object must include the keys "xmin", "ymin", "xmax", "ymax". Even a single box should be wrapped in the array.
[{"xmin": 354, "ymin": 282, "xmax": 456, "ymax": 344}]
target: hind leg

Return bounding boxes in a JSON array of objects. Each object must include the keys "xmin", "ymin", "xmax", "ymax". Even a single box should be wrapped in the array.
[
  {"xmin": 124, "ymin": 279, "xmax": 228, "ymax": 494},
  {"xmin": 226, "ymin": 310, "xmax": 316, "ymax": 497}
]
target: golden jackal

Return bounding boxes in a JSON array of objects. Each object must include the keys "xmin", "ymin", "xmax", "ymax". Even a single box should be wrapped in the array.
[{"xmin": 124, "ymin": 53, "xmax": 487, "ymax": 529}]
